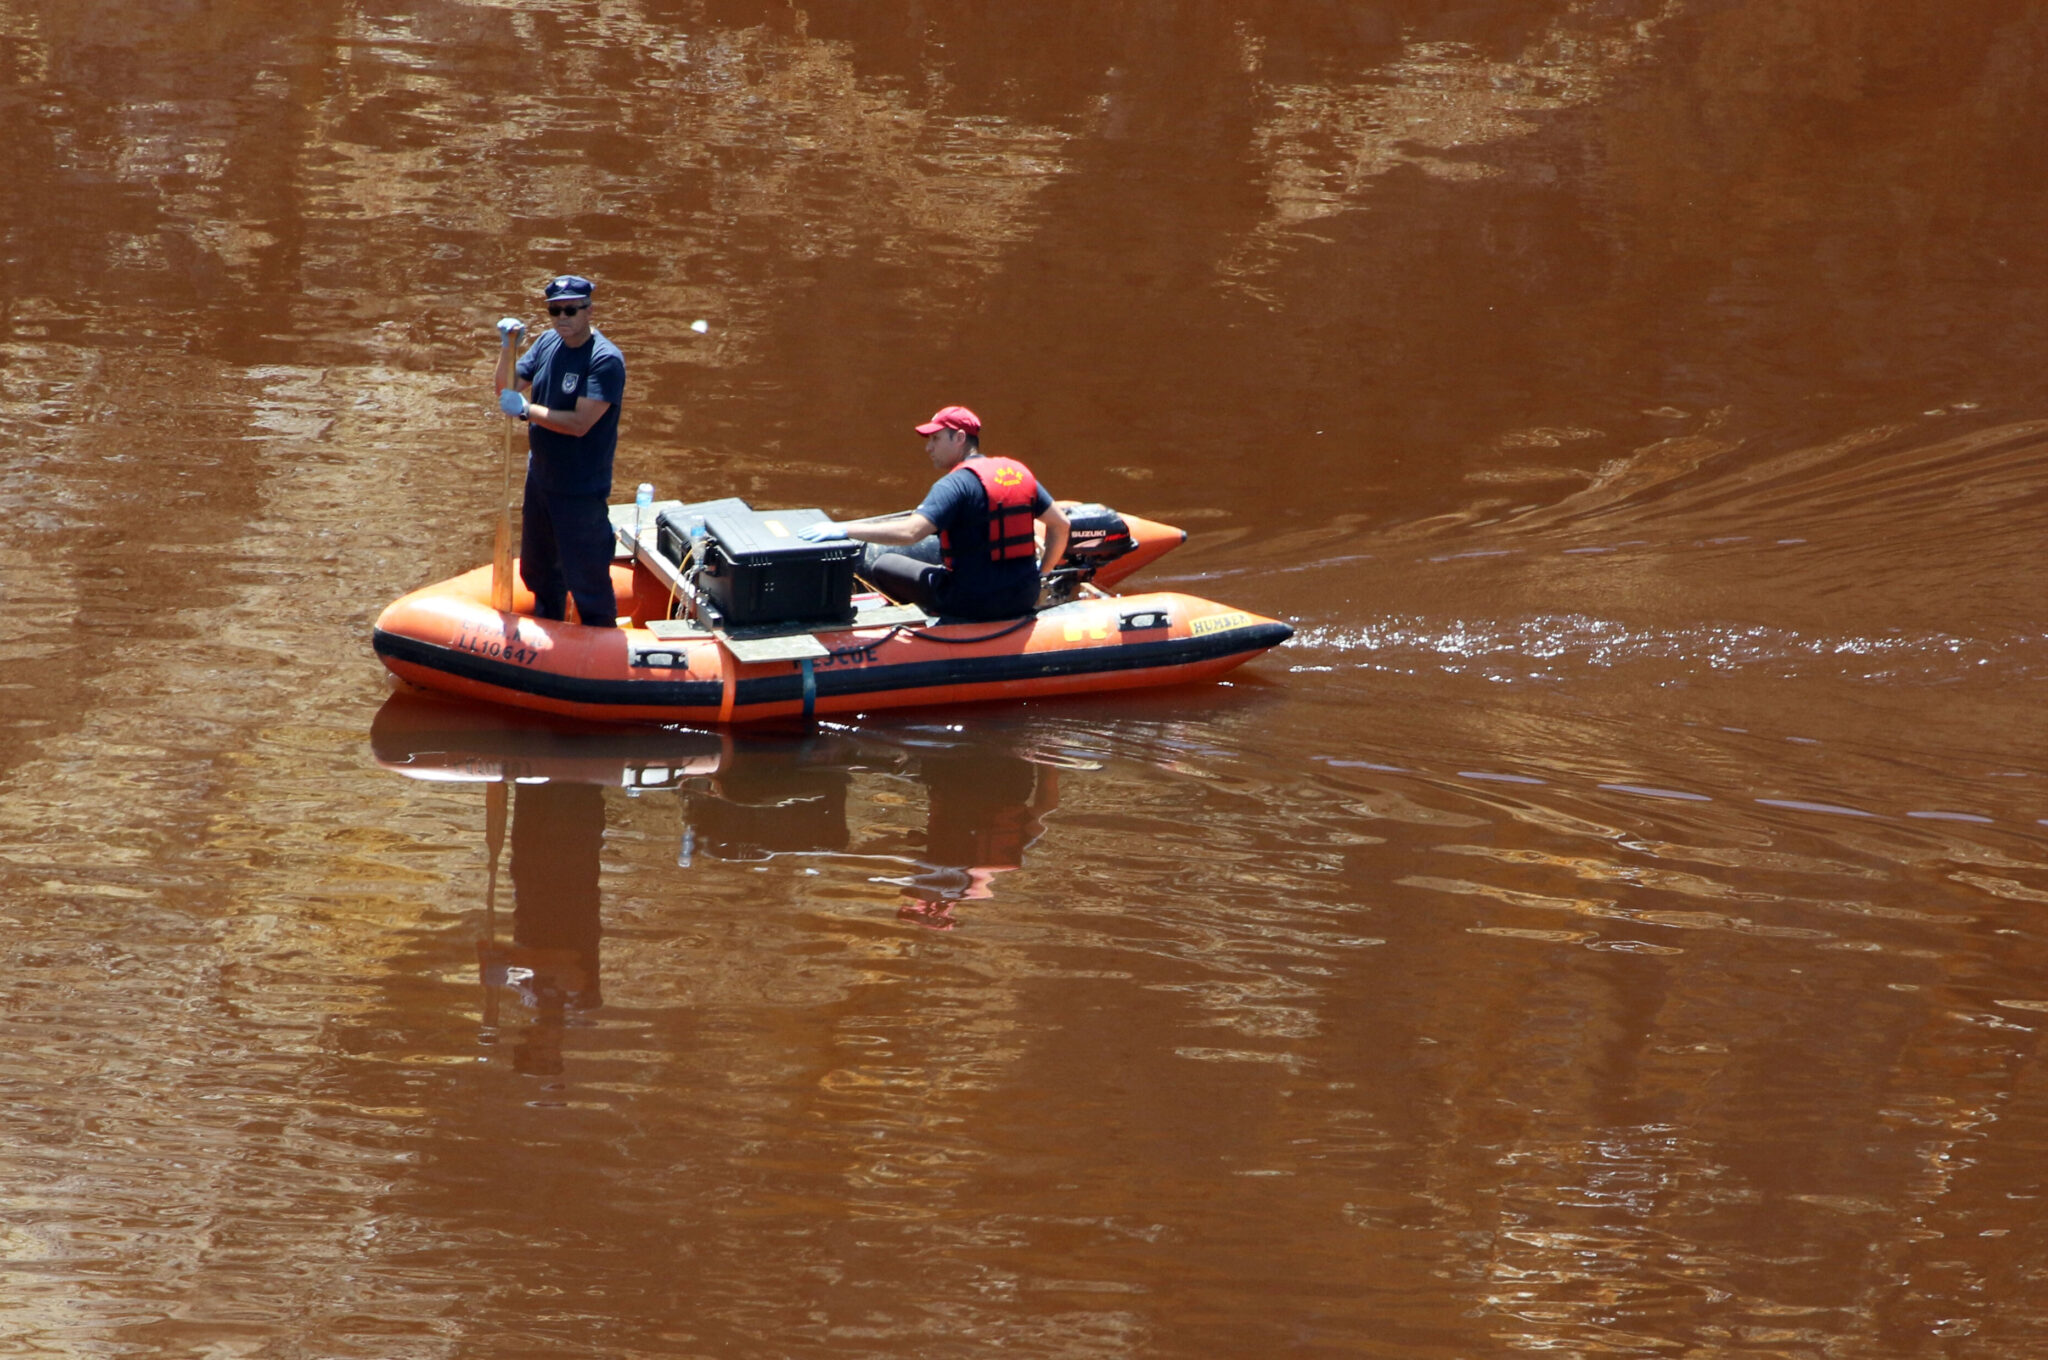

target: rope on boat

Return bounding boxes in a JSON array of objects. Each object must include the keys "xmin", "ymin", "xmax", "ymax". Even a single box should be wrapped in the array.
[{"xmin": 892, "ymin": 616, "xmax": 1038, "ymax": 646}]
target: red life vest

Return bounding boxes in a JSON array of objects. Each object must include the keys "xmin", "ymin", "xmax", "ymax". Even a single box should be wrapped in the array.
[{"xmin": 940, "ymin": 456, "xmax": 1039, "ymax": 568}]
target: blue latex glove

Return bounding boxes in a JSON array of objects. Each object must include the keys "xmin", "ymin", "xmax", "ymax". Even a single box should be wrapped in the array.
[
  {"xmin": 496, "ymin": 317, "xmax": 525, "ymax": 347},
  {"xmin": 798, "ymin": 522, "xmax": 848, "ymax": 543},
  {"xmin": 498, "ymin": 388, "xmax": 528, "ymax": 418}
]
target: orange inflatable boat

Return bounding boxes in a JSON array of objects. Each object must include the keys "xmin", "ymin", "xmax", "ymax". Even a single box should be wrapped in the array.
[{"xmin": 372, "ymin": 498, "xmax": 1290, "ymax": 725}]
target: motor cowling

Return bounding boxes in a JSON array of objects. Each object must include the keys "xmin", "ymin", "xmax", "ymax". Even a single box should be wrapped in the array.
[{"xmin": 1057, "ymin": 504, "xmax": 1136, "ymax": 574}]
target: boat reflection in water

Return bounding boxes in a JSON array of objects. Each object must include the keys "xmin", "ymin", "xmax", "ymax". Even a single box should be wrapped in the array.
[
  {"xmin": 371, "ymin": 692, "xmax": 723, "ymax": 1074},
  {"xmin": 369, "ymin": 690, "xmax": 1072, "ymax": 1062}
]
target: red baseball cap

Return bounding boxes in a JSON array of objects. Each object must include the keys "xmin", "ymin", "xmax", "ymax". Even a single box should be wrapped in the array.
[{"xmin": 914, "ymin": 405, "xmax": 981, "ymax": 437}]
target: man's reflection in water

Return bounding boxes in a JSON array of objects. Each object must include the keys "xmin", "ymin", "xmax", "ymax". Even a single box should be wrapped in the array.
[
  {"xmin": 895, "ymin": 751, "xmax": 1058, "ymax": 929},
  {"xmin": 480, "ymin": 781, "xmax": 605, "ymax": 1076},
  {"xmin": 677, "ymin": 736, "xmax": 1059, "ymax": 930},
  {"xmin": 681, "ymin": 736, "xmax": 852, "ymax": 863}
]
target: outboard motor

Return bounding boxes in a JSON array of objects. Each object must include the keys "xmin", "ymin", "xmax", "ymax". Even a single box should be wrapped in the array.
[
  {"xmin": 1058, "ymin": 504, "xmax": 1136, "ymax": 572},
  {"xmin": 1040, "ymin": 503, "xmax": 1137, "ymax": 607}
]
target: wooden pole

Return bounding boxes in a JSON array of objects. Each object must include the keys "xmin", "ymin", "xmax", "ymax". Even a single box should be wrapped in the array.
[{"xmin": 491, "ymin": 409, "xmax": 517, "ymax": 612}]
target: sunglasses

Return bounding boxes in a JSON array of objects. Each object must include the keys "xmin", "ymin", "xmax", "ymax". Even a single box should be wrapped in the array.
[{"xmin": 547, "ymin": 301, "xmax": 588, "ymax": 317}]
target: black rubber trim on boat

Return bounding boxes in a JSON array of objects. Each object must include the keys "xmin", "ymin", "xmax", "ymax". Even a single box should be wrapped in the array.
[
  {"xmin": 373, "ymin": 629, "xmax": 726, "ymax": 709},
  {"xmin": 730, "ymin": 621, "xmax": 1295, "ymax": 707},
  {"xmin": 373, "ymin": 620, "xmax": 1292, "ymax": 713}
]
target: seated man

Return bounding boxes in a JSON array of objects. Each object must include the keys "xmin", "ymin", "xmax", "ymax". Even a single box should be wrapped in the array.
[{"xmin": 802, "ymin": 406, "xmax": 1070, "ymax": 621}]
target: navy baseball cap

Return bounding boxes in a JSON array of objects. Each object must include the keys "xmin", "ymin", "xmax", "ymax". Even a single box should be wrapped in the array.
[{"xmin": 543, "ymin": 275, "xmax": 594, "ymax": 301}]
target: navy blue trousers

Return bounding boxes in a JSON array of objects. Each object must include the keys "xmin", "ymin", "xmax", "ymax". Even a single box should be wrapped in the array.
[
  {"xmin": 519, "ymin": 480, "xmax": 618, "ymax": 627},
  {"xmin": 862, "ymin": 539, "xmax": 1037, "ymax": 621}
]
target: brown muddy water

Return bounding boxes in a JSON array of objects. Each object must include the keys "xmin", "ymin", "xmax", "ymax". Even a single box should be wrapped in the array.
[{"xmin": 5, "ymin": 2, "xmax": 2048, "ymax": 1355}]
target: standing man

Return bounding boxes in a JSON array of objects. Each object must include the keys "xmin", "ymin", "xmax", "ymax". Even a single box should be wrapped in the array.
[
  {"xmin": 494, "ymin": 274, "xmax": 627, "ymax": 628},
  {"xmin": 801, "ymin": 406, "xmax": 1070, "ymax": 621}
]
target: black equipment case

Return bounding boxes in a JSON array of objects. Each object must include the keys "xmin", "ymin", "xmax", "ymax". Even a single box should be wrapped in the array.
[
  {"xmin": 655, "ymin": 497, "xmax": 749, "ymax": 566},
  {"xmin": 694, "ymin": 505, "xmax": 859, "ymax": 628}
]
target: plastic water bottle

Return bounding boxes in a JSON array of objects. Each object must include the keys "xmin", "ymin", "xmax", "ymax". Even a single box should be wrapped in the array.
[
  {"xmin": 633, "ymin": 482, "xmax": 653, "ymax": 543},
  {"xmin": 687, "ymin": 515, "xmax": 707, "ymax": 557}
]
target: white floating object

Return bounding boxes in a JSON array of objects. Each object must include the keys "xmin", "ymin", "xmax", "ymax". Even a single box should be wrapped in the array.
[{"xmin": 690, "ymin": 319, "xmax": 709, "ymax": 333}]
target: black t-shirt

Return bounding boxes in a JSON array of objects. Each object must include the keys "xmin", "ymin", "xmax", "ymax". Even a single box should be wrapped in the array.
[{"xmin": 516, "ymin": 330, "xmax": 626, "ymax": 496}]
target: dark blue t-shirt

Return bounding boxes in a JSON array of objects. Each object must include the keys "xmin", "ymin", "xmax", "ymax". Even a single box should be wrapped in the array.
[
  {"xmin": 915, "ymin": 456, "xmax": 1054, "ymax": 619},
  {"xmin": 517, "ymin": 329, "xmax": 626, "ymax": 497}
]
